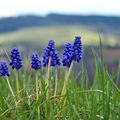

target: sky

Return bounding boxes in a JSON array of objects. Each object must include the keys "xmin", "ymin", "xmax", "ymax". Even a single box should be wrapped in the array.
[{"xmin": 0, "ymin": 0, "xmax": 120, "ymax": 17}]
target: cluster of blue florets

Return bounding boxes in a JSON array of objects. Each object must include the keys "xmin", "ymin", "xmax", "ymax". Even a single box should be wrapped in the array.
[
  {"xmin": 0, "ymin": 61, "xmax": 10, "ymax": 77},
  {"xmin": 42, "ymin": 40, "xmax": 61, "ymax": 67},
  {"xmin": 71, "ymin": 36, "xmax": 82, "ymax": 62},
  {"xmin": 31, "ymin": 52, "xmax": 42, "ymax": 70},
  {"xmin": 62, "ymin": 43, "xmax": 72, "ymax": 67},
  {"xmin": 0, "ymin": 36, "xmax": 82, "ymax": 77},
  {"xmin": 10, "ymin": 48, "xmax": 23, "ymax": 70},
  {"xmin": 62, "ymin": 36, "xmax": 82, "ymax": 66}
]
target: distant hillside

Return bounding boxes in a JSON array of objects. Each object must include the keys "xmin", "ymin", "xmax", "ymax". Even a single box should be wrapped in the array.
[{"xmin": 0, "ymin": 14, "xmax": 120, "ymax": 33}]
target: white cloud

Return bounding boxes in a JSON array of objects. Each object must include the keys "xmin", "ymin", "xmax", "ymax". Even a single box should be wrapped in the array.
[{"xmin": 0, "ymin": 0, "xmax": 120, "ymax": 17}]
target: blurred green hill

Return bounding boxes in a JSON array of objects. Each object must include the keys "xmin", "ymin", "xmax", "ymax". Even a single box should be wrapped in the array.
[
  {"xmin": 0, "ymin": 25, "xmax": 120, "ymax": 47},
  {"xmin": 0, "ymin": 14, "xmax": 120, "ymax": 47}
]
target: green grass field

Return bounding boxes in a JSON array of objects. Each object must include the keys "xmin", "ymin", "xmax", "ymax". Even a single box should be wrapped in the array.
[
  {"xmin": 0, "ymin": 42, "xmax": 120, "ymax": 120},
  {"xmin": 0, "ymin": 25, "xmax": 120, "ymax": 119},
  {"xmin": 0, "ymin": 25, "xmax": 120, "ymax": 47}
]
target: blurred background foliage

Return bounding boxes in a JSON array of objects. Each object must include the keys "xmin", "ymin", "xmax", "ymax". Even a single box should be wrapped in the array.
[{"xmin": 0, "ymin": 14, "xmax": 120, "ymax": 81}]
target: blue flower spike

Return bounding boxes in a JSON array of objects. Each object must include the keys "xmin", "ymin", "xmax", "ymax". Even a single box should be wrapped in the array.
[
  {"xmin": 0, "ymin": 61, "xmax": 16, "ymax": 102},
  {"xmin": 31, "ymin": 52, "xmax": 42, "ymax": 118},
  {"xmin": 10, "ymin": 48, "xmax": 23, "ymax": 70},
  {"xmin": 43, "ymin": 40, "xmax": 61, "ymax": 67},
  {"xmin": 62, "ymin": 43, "xmax": 72, "ymax": 67},
  {"xmin": 0, "ymin": 61, "xmax": 10, "ymax": 77},
  {"xmin": 31, "ymin": 52, "xmax": 42, "ymax": 70},
  {"xmin": 71, "ymin": 36, "xmax": 82, "ymax": 62}
]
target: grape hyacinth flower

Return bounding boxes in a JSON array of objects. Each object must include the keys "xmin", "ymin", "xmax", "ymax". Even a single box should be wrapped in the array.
[
  {"xmin": 62, "ymin": 43, "xmax": 72, "ymax": 67},
  {"xmin": 42, "ymin": 40, "xmax": 61, "ymax": 67},
  {"xmin": 31, "ymin": 52, "xmax": 41, "ymax": 119},
  {"xmin": 43, "ymin": 40, "xmax": 60, "ymax": 99},
  {"xmin": 71, "ymin": 36, "xmax": 82, "ymax": 62},
  {"xmin": 0, "ymin": 61, "xmax": 10, "ymax": 77},
  {"xmin": 10, "ymin": 48, "xmax": 23, "ymax": 70},
  {"xmin": 9, "ymin": 48, "xmax": 23, "ymax": 96},
  {"xmin": 31, "ymin": 52, "xmax": 42, "ymax": 70},
  {"xmin": 61, "ymin": 36, "xmax": 82, "ymax": 97},
  {"xmin": 0, "ymin": 61, "xmax": 16, "ymax": 103}
]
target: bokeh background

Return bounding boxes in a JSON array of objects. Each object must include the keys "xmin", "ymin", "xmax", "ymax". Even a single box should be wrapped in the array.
[{"xmin": 0, "ymin": 0, "xmax": 120, "ymax": 80}]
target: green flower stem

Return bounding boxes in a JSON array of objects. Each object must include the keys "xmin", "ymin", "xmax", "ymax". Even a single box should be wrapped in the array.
[
  {"xmin": 36, "ymin": 71, "xmax": 40, "ymax": 119},
  {"xmin": 46, "ymin": 57, "xmax": 51, "ymax": 99},
  {"xmin": 16, "ymin": 70, "xmax": 19, "ymax": 97},
  {"xmin": 54, "ymin": 66, "xmax": 58, "ymax": 96}
]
